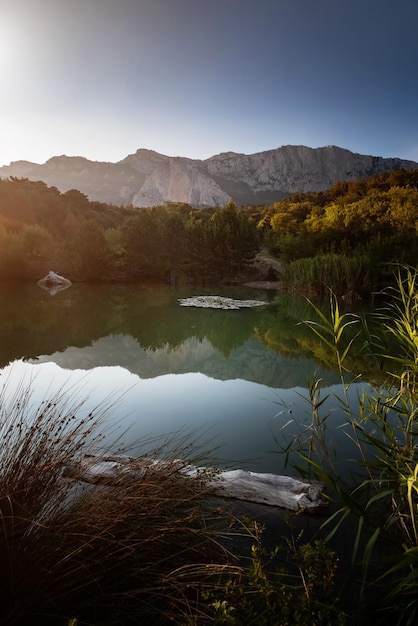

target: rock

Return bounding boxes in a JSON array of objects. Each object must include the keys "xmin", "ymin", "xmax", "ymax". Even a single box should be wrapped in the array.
[
  {"xmin": 132, "ymin": 158, "xmax": 231, "ymax": 207},
  {"xmin": 178, "ymin": 295, "xmax": 267, "ymax": 309},
  {"xmin": 1, "ymin": 145, "xmax": 415, "ymax": 208},
  {"xmin": 37, "ymin": 271, "xmax": 72, "ymax": 295}
]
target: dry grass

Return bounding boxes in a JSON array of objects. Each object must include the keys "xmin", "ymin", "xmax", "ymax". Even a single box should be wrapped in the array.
[{"xmin": 0, "ymin": 375, "xmax": 241, "ymax": 625}]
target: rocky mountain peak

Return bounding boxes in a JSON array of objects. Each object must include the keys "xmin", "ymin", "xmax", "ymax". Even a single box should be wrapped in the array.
[{"xmin": 0, "ymin": 145, "xmax": 416, "ymax": 208}]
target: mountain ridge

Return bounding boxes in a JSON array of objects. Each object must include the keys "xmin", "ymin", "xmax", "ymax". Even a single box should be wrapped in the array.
[{"xmin": 0, "ymin": 145, "xmax": 416, "ymax": 208}]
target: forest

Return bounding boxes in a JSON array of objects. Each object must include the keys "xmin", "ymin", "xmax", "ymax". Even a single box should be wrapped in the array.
[
  {"xmin": 0, "ymin": 178, "xmax": 259, "ymax": 285},
  {"xmin": 262, "ymin": 167, "xmax": 418, "ymax": 296},
  {"xmin": 0, "ymin": 168, "xmax": 417, "ymax": 296}
]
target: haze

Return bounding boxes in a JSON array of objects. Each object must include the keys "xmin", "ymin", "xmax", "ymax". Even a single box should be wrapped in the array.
[{"xmin": 1, "ymin": 0, "xmax": 417, "ymax": 166}]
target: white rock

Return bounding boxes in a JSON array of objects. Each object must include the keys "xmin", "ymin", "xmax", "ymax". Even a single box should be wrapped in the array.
[
  {"xmin": 132, "ymin": 158, "xmax": 230, "ymax": 208},
  {"xmin": 37, "ymin": 271, "xmax": 72, "ymax": 295},
  {"xmin": 178, "ymin": 295, "xmax": 267, "ymax": 309}
]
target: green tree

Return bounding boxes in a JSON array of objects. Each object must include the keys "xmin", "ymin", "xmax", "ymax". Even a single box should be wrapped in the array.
[
  {"xmin": 18, "ymin": 224, "xmax": 54, "ymax": 259},
  {"xmin": 72, "ymin": 220, "xmax": 111, "ymax": 280},
  {"xmin": 121, "ymin": 207, "xmax": 189, "ymax": 280},
  {"xmin": 208, "ymin": 200, "xmax": 259, "ymax": 275},
  {"xmin": 0, "ymin": 226, "xmax": 26, "ymax": 280}
]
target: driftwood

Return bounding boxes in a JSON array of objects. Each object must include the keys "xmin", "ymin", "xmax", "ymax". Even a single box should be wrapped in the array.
[
  {"xmin": 206, "ymin": 469, "xmax": 326, "ymax": 513},
  {"xmin": 64, "ymin": 455, "xmax": 328, "ymax": 514}
]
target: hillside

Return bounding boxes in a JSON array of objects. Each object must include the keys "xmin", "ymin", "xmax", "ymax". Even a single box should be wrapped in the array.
[
  {"xmin": 0, "ymin": 168, "xmax": 417, "ymax": 293},
  {"xmin": 0, "ymin": 145, "xmax": 416, "ymax": 208}
]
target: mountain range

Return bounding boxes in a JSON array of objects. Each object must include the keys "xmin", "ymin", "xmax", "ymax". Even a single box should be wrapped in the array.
[{"xmin": 0, "ymin": 145, "xmax": 416, "ymax": 208}]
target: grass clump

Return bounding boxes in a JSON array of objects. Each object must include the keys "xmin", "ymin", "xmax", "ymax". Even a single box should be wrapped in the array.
[
  {"xmin": 275, "ymin": 266, "xmax": 418, "ymax": 624},
  {"xmin": 0, "ymin": 373, "xmax": 240, "ymax": 626},
  {"xmin": 281, "ymin": 253, "xmax": 372, "ymax": 299}
]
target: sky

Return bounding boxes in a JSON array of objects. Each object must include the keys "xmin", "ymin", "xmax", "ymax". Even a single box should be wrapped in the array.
[{"xmin": 1, "ymin": 0, "xmax": 417, "ymax": 166}]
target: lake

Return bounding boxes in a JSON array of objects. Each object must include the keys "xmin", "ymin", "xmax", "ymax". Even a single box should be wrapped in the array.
[{"xmin": 0, "ymin": 281, "xmax": 368, "ymax": 476}]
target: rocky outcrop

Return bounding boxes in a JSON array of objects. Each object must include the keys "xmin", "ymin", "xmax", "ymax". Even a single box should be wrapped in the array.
[
  {"xmin": 204, "ymin": 145, "xmax": 417, "ymax": 195},
  {"xmin": 131, "ymin": 158, "xmax": 230, "ymax": 207},
  {"xmin": 0, "ymin": 145, "xmax": 416, "ymax": 208}
]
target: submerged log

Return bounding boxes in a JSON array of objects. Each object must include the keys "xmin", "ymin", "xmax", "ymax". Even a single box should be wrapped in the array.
[{"xmin": 64, "ymin": 455, "xmax": 327, "ymax": 514}]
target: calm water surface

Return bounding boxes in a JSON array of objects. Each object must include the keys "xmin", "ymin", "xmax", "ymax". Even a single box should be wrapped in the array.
[{"xmin": 0, "ymin": 282, "xmax": 368, "ymax": 474}]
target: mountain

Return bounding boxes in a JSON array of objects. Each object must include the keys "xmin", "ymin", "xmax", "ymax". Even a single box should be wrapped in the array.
[{"xmin": 0, "ymin": 145, "xmax": 416, "ymax": 208}]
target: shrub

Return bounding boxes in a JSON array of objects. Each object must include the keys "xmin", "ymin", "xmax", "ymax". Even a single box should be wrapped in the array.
[{"xmin": 201, "ymin": 518, "xmax": 347, "ymax": 625}]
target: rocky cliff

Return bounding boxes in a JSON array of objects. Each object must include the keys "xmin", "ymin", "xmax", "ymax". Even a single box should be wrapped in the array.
[{"xmin": 0, "ymin": 145, "xmax": 416, "ymax": 208}]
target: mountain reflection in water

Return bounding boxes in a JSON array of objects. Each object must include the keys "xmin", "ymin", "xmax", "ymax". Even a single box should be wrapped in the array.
[
  {"xmin": 0, "ymin": 358, "xmax": 368, "ymax": 477},
  {"xmin": 0, "ymin": 283, "xmax": 370, "ymax": 473}
]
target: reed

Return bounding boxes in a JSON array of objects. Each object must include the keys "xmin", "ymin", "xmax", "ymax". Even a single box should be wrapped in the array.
[
  {"xmin": 276, "ymin": 266, "xmax": 418, "ymax": 624},
  {"xmin": 0, "ymin": 373, "xmax": 241, "ymax": 625},
  {"xmin": 281, "ymin": 253, "xmax": 371, "ymax": 298}
]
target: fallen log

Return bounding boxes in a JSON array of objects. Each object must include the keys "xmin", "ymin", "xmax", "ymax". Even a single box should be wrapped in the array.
[
  {"xmin": 206, "ymin": 469, "xmax": 326, "ymax": 513},
  {"xmin": 64, "ymin": 455, "xmax": 328, "ymax": 514}
]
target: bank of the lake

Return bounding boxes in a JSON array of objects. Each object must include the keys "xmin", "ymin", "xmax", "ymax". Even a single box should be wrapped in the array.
[{"xmin": 1, "ymin": 278, "xmax": 405, "ymax": 624}]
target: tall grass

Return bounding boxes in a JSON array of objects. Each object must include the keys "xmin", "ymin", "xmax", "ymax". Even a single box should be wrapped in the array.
[
  {"xmin": 276, "ymin": 266, "xmax": 418, "ymax": 624},
  {"xmin": 281, "ymin": 253, "xmax": 372, "ymax": 298},
  {"xmin": 0, "ymin": 373, "xmax": 242, "ymax": 625}
]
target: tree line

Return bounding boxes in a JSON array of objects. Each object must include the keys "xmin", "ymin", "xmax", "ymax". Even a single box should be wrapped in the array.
[
  {"xmin": 0, "ymin": 178, "xmax": 259, "ymax": 283},
  {"xmin": 260, "ymin": 168, "xmax": 418, "ymax": 296},
  {"xmin": 0, "ymin": 168, "xmax": 417, "ymax": 294}
]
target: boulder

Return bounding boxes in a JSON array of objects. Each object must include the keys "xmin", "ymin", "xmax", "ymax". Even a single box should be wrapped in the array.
[{"xmin": 37, "ymin": 271, "xmax": 72, "ymax": 295}]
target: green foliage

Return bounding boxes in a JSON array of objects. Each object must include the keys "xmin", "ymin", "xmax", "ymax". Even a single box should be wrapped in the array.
[
  {"xmin": 203, "ymin": 520, "xmax": 346, "ymax": 625},
  {"xmin": 121, "ymin": 207, "xmax": 189, "ymax": 280},
  {"xmin": 78, "ymin": 220, "xmax": 112, "ymax": 279},
  {"xmin": 0, "ymin": 177, "xmax": 261, "ymax": 284},
  {"xmin": 204, "ymin": 201, "xmax": 260, "ymax": 276},
  {"xmin": 0, "ymin": 178, "xmax": 125, "ymax": 281},
  {"xmin": 261, "ymin": 168, "xmax": 418, "ymax": 294},
  {"xmin": 281, "ymin": 253, "xmax": 372, "ymax": 298},
  {"xmin": 276, "ymin": 267, "xmax": 418, "ymax": 623},
  {"xmin": 2, "ymin": 168, "xmax": 418, "ymax": 291},
  {"xmin": 18, "ymin": 223, "xmax": 54, "ymax": 258},
  {"xmin": 0, "ymin": 225, "xmax": 26, "ymax": 280}
]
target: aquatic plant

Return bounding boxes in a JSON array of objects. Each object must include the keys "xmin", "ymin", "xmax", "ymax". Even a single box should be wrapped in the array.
[
  {"xmin": 201, "ymin": 517, "xmax": 347, "ymax": 625},
  {"xmin": 281, "ymin": 253, "xmax": 372, "ymax": 298},
  {"xmin": 276, "ymin": 266, "xmax": 418, "ymax": 624},
  {"xmin": 0, "ymin": 373, "xmax": 240, "ymax": 625}
]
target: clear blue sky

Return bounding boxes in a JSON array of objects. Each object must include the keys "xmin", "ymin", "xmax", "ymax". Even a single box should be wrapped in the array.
[{"xmin": 1, "ymin": 0, "xmax": 417, "ymax": 166}]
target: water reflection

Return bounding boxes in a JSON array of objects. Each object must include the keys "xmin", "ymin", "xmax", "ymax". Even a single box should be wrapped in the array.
[
  {"xmin": 30, "ymin": 333, "xmax": 336, "ymax": 388},
  {"xmin": 0, "ymin": 282, "xmax": 370, "ymax": 472},
  {"xmin": 0, "ymin": 283, "xmax": 340, "ymax": 385},
  {"xmin": 37, "ymin": 271, "xmax": 72, "ymax": 296},
  {"xmin": 1, "ymin": 359, "xmax": 368, "ymax": 476}
]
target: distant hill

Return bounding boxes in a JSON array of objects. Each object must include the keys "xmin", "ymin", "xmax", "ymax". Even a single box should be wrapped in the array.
[{"xmin": 0, "ymin": 145, "xmax": 416, "ymax": 208}]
